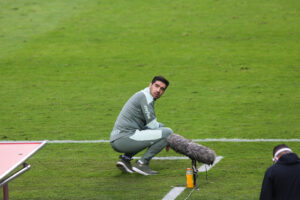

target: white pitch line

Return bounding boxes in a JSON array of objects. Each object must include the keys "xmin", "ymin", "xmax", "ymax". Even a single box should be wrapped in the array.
[
  {"xmin": 162, "ymin": 187, "xmax": 186, "ymax": 200},
  {"xmin": 47, "ymin": 140, "xmax": 110, "ymax": 143},
  {"xmin": 193, "ymin": 138, "xmax": 300, "ymax": 142},
  {"xmin": 1, "ymin": 138, "xmax": 300, "ymax": 144},
  {"xmin": 133, "ymin": 156, "xmax": 189, "ymax": 160},
  {"xmin": 198, "ymin": 156, "xmax": 223, "ymax": 172}
]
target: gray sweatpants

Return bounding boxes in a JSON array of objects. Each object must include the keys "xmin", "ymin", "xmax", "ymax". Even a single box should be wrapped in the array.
[{"xmin": 110, "ymin": 127, "xmax": 173, "ymax": 164}]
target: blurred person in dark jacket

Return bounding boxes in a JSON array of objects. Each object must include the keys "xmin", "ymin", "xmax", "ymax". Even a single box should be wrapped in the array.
[{"xmin": 260, "ymin": 144, "xmax": 300, "ymax": 200}]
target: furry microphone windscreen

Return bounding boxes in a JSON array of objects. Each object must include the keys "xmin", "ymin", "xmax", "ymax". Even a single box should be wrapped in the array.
[{"xmin": 167, "ymin": 134, "xmax": 216, "ymax": 165}]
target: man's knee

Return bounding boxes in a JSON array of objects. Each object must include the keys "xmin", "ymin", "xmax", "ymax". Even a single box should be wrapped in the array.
[{"xmin": 161, "ymin": 127, "xmax": 173, "ymax": 138}]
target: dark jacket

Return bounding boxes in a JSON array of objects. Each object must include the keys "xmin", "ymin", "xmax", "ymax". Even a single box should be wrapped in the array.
[{"xmin": 260, "ymin": 153, "xmax": 300, "ymax": 200}]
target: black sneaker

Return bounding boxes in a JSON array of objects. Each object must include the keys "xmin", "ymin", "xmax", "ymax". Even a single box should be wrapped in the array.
[
  {"xmin": 116, "ymin": 155, "xmax": 133, "ymax": 173},
  {"xmin": 132, "ymin": 161, "xmax": 158, "ymax": 176}
]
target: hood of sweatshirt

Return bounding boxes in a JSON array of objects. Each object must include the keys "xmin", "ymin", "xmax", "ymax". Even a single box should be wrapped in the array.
[{"xmin": 277, "ymin": 153, "xmax": 300, "ymax": 165}]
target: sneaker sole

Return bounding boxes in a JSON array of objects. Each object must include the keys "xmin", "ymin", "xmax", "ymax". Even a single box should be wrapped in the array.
[
  {"xmin": 116, "ymin": 162, "xmax": 133, "ymax": 173},
  {"xmin": 132, "ymin": 167, "xmax": 150, "ymax": 176}
]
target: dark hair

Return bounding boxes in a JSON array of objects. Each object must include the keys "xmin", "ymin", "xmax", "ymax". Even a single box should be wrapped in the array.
[
  {"xmin": 152, "ymin": 76, "xmax": 169, "ymax": 88},
  {"xmin": 273, "ymin": 144, "xmax": 289, "ymax": 156}
]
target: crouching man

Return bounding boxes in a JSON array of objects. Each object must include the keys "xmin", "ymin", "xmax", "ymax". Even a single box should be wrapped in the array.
[{"xmin": 110, "ymin": 76, "xmax": 173, "ymax": 175}]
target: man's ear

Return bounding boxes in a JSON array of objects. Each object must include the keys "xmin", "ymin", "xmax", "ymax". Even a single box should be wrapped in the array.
[
  {"xmin": 272, "ymin": 156, "xmax": 278, "ymax": 163},
  {"xmin": 149, "ymin": 82, "xmax": 152, "ymax": 87}
]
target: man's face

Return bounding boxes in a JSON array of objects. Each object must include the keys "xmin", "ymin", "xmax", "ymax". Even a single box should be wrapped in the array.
[{"xmin": 149, "ymin": 81, "xmax": 167, "ymax": 99}]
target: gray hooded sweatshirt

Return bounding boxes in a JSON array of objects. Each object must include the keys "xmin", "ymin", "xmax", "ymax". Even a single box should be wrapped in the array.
[{"xmin": 110, "ymin": 87, "xmax": 160, "ymax": 142}]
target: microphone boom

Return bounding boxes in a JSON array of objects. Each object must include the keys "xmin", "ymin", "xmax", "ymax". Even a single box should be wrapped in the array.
[{"xmin": 167, "ymin": 134, "xmax": 216, "ymax": 165}]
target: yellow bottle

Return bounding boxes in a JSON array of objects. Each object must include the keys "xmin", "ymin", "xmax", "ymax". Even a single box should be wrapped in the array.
[{"xmin": 186, "ymin": 168, "xmax": 194, "ymax": 188}]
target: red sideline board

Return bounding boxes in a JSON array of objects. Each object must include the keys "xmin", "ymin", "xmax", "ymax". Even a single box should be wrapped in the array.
[{"xmin": 0, "ymin": 141, "xmax": 47, "ymax": 200}]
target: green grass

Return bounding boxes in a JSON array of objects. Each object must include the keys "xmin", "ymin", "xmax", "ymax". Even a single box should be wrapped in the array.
[
  {"xmin": 1, "ymin": 143, "xmax": 300, "ymax": 199},
  {"xmin": 0, "ymin": 0, "xmax": 299, "ymax": 199}
]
